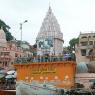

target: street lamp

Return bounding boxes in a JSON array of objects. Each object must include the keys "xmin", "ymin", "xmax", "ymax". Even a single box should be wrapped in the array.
[{"xmin": 20, "ymin": 20, "xmax": 28, "ymax": 42}]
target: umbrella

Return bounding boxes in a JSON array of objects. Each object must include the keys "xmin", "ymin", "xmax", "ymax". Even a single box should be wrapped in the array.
[
  {"xmin": 5, "ymin": 75, "xmax": 14, "ymax": 79},
  {"xmin": 7, "ymin": 70, "xmax": 15, "ymax": 75},
  {"xmin": 0, "ymin": 74, "xmax": 5, "ymax": 79},
  {"xmin": 6, "ymin": 72, "xmax": 17, "ymax": 79},
  {"xmin": 0, "ymin": 69, "xmax": 7, "ymax": 74}
]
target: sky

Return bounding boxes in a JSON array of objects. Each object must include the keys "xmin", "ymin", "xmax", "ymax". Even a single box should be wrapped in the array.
[{"xmin": 0, "ymin": 0, "xmax": 95, "ymax": 46}]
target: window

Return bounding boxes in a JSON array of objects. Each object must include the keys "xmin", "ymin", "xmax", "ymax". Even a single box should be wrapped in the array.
[
  {"xmin": 81, "ymin": 49, "xmax": 86, "ymax": 56},
  {"xmin": 81, "ymin": 42, "xmax": 88, "ymax": 46},
  {"xmin": 15, "ymin": 53, "xmax": 18, "ymax": 57},
  {"xmin": 5, "ymin": 62, "xmax": 7, "ymax": 66},
  {"xmin": 89, "ymin": 41, "xmax": 93, "ymax": 45},
  {"xmin": 88, "ymin": 36, "xmax": 91, "ymax": 38},
  {"xmin": 81, "ymin": 36, "xmax": 87, "ymax": 39},
  {"xmin": 5, "ymin": 52, "xmax": 9, "ymax": 56},
  {"xmin": 1, "ymin": 52, "xmax": 10, "ymax": 56}
]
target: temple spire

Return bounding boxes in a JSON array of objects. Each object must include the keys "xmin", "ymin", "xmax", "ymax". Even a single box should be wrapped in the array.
[
  {"xmin": 48, "ymin": 5, "xmax": 52, "ymax": 14},
  {"xmin": 37, "ymin": 6, "xmax": 61, "ymax": 34},
  {"xmin": 36, "ymin": 6, "xmax": 63, "ymax": 56}
]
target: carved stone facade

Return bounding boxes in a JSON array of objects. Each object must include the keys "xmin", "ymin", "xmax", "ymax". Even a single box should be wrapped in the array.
[
  {"xmin": 0, "ymin": 41, "xmax": 24, "ymax": 69},
  {"xmin": 0, "ymin": 28, "xmax": 23, "ymax": 69},
  {"xmin": 36, "ymin": 6, "xmax": 64, "ymax": 56}
]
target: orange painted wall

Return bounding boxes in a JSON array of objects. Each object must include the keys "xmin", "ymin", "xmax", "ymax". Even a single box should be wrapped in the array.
[{"xmin": 14, "ymin": 61, "xmax": 76, "ymax": 89}]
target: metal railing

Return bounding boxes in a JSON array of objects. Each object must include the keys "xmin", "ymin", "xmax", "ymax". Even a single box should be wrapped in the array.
[
  {"xmin": 14, "ymin": 55, "xmax": 73, "ymax": 64},
  {"xmin": 0, "ymin": 82, "xmax": 16, "ymax": 90}
]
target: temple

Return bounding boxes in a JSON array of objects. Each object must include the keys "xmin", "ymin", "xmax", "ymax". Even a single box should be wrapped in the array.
[{"xmin": 36, "ymin": 6, "xmax": 64, "ymax": 56}]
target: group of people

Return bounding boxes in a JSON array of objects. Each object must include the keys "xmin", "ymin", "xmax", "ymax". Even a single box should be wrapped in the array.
[{"xmin": 15, "ymin": 53, "xmax": 74, "ymax": 64}]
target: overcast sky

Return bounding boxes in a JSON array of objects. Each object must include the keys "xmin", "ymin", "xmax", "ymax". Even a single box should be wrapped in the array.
[{"xmin": 0, "ymin": 0, "xmax": 95, "ymax": 46}]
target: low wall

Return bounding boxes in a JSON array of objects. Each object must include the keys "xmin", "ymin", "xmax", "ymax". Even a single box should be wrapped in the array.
[{"xmin": 14, "ymin": 61, "xmax": 76, "ymax": 89}]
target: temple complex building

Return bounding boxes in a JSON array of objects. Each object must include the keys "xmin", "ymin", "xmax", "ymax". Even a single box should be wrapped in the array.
[
  {"xmin": 0, "ymin": 28, "xmax": 34, "ymax": 69},
  {"xmin": 36, "ymin": 6, "xmax": 64, "ymax": 56},
  {"xmin": 0, "ymin": 29, "xmax": 24, "ymax": 69}
]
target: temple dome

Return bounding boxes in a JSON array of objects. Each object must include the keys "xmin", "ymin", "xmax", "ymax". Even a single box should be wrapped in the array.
[
  {"xmin": 76, "ymin": 62, "xmax": 88, "ymax": 73},
  {"xmin": 37, "ymin": 6, "xmax": 62, "ymax": 39},
  {"xmin": 77, "ymin": 62, "xmax": 95, "ymax": 73}
]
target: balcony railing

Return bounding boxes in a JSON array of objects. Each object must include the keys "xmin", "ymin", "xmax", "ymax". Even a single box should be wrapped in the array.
[{"xmin": 76, "ymin": 45, "xmax": 94, "ymax": 49}]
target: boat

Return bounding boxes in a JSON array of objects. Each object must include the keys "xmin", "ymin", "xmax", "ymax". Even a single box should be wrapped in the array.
[{"xmin": 16, "ymin": 81, "xmax": 65, "ymax": 95}]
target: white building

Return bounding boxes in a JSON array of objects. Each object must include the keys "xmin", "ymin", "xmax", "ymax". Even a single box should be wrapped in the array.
[{"xmin": 36, "ymin": 6, "xmax": 64, "ymax": 56}]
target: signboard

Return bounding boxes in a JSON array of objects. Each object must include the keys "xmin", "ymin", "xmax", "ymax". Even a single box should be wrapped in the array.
[
  {"xmin": 32, "ymin": 65, "xmax": 56, "ymax": 74},
  {"xmin": 38, "ymin": 38, "xmax": 53, "ymax": 49}
]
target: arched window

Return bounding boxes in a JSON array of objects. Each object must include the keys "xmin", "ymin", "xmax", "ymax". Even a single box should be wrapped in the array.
[
  {"xmin": 81, "ymin": 36, "xmax": 87, "ymax": 39},
  {"xmin": 88, "ymin": 36, "xmax": 91, "ymax": 38}
]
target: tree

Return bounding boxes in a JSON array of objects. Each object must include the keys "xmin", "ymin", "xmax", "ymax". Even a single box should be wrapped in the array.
[
  {"xmin": 0, "ymin": 19, "xmax": 13, "ymax": 41},
  {"xmin": 69, "ymin": 38, "xmax": 79, "ymax": 51},
  {"xmin": 66, "ymin": 38, "xmax": 79, "ymax": 61}
]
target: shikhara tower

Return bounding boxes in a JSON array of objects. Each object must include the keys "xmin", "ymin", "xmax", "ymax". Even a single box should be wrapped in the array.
[
  {"xmin": 36, "ymin": 6, "xmax": 64, "ymax": 56},
  {"xmin": 0, "ymin": 27, "xmax": 7, "ymax": 47}
]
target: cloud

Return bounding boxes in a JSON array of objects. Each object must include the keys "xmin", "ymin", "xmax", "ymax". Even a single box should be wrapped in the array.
[{"xmin": 0, "ymin": 0, "xmax": 95, "ymax": 46}]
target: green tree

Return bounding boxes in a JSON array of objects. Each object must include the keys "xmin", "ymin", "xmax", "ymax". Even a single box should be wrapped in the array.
[
  {"xmin": 0, "ymin": 19, "xmax": 13, "ymax": 41},
  {"xmin": 66, "ymin": 38, "xmax": 79, "ymax": 61},
  {"xmin": 69, "ymin": 38, "xmax": 79, "ymax": 51}
]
